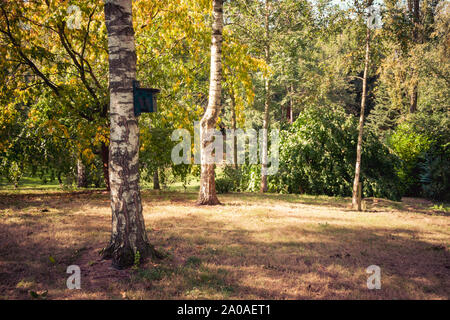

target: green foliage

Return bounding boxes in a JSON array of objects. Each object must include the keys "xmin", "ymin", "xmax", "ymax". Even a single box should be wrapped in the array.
[
  {"xmin": 419, "ymin": 150, "xmax": 450, "ymax": 201},
  {"xmin": 139, "ymin": 123, "xmax": 177, "ymax": 184},
  {"xmin": 217, "ymin": 165, "xmax": 261, "ymax": 193},
  {"xmin": 215, "ymin": 177, "xmax": 234, "ymax": 194},
  {"xmin": 0, "ymin": 1, "xmax": 110, "ymax": 188},
  {"xmin": 387, "ymin": 122, "xmax": 432, "ymax": 194},
  {"xmin": 133, "ymin": 250, "xmax": 141, "ymax": 270},
  {"xmin": 6, "ymin": 161, "xmax": 23, "ymax": 188},
  {"xmin": 0, "ymin": 0, "xmax": 447, "ymax": 203},
  {"xmin": 85, "ymin": 158, "xmax": 105, "ymax": 188},
  {"xmin": 270, "ymin": 105, "xmax": 402, "ymax": 200},
  {"xmin": 244, "ymin": 165, "xmax": 261, "ymax": 192},
  {"xmin": 386, "ymin": 110, "xmax": 450, "ymax": 200},
  {"xmin": 429, "ymin": 203, "xmax": 450, "ymax": 213}
]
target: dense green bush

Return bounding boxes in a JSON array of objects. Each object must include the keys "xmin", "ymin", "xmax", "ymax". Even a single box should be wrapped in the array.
[
  {"xmin": 215, "ymin": 177, "xmax": 234, "ymax": 194},
  {"xmin": 220, "ymin": 105, "xmax": 448, "ymax": 201},
  {"xmin": 216, "ymin": 165, "xmax": 250, "ymax": 193},
  {"xmin": 387, "ymin": 122, "xmax": 432, "ymax": 196},
  {"xmin": 387, "ymin": 113, "xmax": 450, "ymax": 201},
  {"xmin": 218, "ymin": 164, "xmax": 262, "ymax": 193},
  {"xmin": 269, "ymin": 105, "xmax": 402, "ymax": 200},
  {"xmin": 419, "ymin": 149, "xmax": 450, "ymax": 200}
]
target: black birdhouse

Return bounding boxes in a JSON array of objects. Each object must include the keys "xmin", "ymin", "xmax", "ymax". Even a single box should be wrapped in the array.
[{"xmin": 133, "ymin": 80, "xmax": 160, "ymax": 116}]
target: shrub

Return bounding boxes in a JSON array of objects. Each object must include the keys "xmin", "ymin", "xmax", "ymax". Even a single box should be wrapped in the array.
[
  {"xmin": 387, "ymin": 122, "xmax": 432, "ymax": 195},
  {"xmin": 388, "ymin": 113, "xmax": 450, "ymax": 200},
  {"xmin": 215, "ymin": 177, "xmax": 234, "ymax": 194},
  {"xmin": 419, "ymin": 147, "xmax": 450, "ymax": 201},
  {"xmin": 269, "ymin": 105, "xmax": 402, "ymax": 200},
  {"xmin": 219, "ymin": 164, "xmax": 261, "ymax": 193}
]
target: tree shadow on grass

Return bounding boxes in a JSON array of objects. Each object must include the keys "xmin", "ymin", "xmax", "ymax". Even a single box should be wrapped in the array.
[
  {"xmin": 0, "ymin": 212, "xmax": 111, "ymax": 299},
  {"xmin": 147, "ymin": 214, "xmax": 450, "ymax": 300},
  {"xmin": 0, "ymin": 191, "xmax": 448, "ymax": 300}
]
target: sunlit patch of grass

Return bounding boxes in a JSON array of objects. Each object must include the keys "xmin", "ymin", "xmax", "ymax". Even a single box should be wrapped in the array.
[
  {"xmin": 0, "ymin": 175, "xmax": 61, "ymax": 190},
  {"xmin": 430, "ymin": 203, "xmax": 450, "ymax": 213}
]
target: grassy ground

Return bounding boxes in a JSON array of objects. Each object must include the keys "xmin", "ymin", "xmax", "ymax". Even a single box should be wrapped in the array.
[
  {"xmin": 0, "ymin": 188, "xmax": 448, "ymax": 300},
  {"xmin": 0, "ymin": 176, "xmax": 61, "ymax": 190}
]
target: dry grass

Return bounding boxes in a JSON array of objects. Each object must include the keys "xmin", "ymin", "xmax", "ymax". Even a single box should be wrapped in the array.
[{"xmin": 0, "ymin": 190, "xmax": 448, "ymax": 300}]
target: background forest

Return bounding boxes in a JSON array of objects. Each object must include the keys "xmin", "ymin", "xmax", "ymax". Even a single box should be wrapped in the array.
[{"xmin": 1, "ymin": 0, "xmax": 449, "ymax": 202}]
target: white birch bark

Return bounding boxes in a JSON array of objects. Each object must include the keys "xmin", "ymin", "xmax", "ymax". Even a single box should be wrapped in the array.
[
  {"xmin": 103, "ymin": 0, "xmax": 160, "ymax": 268},
  {"xmin": 197, "ymin": 0, "xmax": 224, "ymax": 205},
  {"xmin": 260, "ymin": 0, "xmax": 270, "ymax": 193}
]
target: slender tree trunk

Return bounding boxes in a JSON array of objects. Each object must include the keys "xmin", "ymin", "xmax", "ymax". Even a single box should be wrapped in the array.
[
  {"xmin": 289, "ymin": 84, "xmax": 294, "ymax": 123},
  {"xmin": 284, "ymin": 85, "xmax": 290, "ymax": 123},
  {"xmin": 57, "ymin": 171, "xmax": 63, "ymax": 186},
  {"xmin": 153, "ymin": 170, "xmax": 160, "ymax": 190},
  {"xmin": 230, "ymin": 88, "xmax": 238, "ymax": 169},
  {"xmin": 409, "ymin": 0, "xmax": 420, "ymax": 113},
  {"xmin": 289, "ymin": 105, "xmax": 293, "ymax": 123},
  {"xmin": 102, "ymin": 0, "xmax": 161, "ymax": 268},
  {"xmin": 410, "ymin": 84, "xmax": 418, "ymax": 113},
  {"xmin": 77, "ymin": 159, "xmax": 87, "ymax": 188},
  {"xmin": 197, "ymin": 0, "xmax": 223, "ymax": 205},
  {"xmin": 100, "ymin": 142, "xmax": 110, "ymax": 191},
  {"xmin": 260, "ymin": 0, "xmax": 270, "ymax": 193},
  {"xmin": 352, "ymin": 26, "xmax": 371, "ymax": 211}
]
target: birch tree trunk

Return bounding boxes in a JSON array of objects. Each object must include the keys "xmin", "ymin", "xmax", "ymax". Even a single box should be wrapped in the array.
[
  {"xmin": 197, "ymin": 0, "xmax": 223, "ymax": 205},
  {"xmin": 260, "ymin": 0, "xmax": 270, "ymax": 193},
  {"xmin": 352, "ymin": 25, "xmax": 371, "ymax": 210},
  {"xmin": 230, "ymin": 87, "xmax": 238, "ymax": 169},
  {"xmin": 76, "ymin": 159, "xmax": 87, "ymax": 188},
  {"xmin": 102, "ymin": 0, "xmax": 160, "ymax": 268}
]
